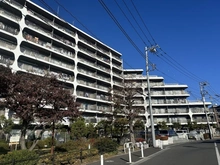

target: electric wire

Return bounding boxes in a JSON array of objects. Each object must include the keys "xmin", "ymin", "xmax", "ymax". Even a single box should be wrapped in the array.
[
  {"xmin": 155, "ymin": 51, "xmax": 202, "ymax": 82},
  {"xmin": 98, "ymin": 0, "xmax": 215, "ymax": 102},
  {"xmin": 121, "ymin": 0, "xmax": 152, "ymax": 46},
  {"xmin": 113, "ymin": 0, "xmax": 148, "ymax": 46},
  {"xmin": 129, "ymin": 0, "xmax": 207, "ymax": 82},
  {"xmin": 130, "ymin": 0, "xmax": 157, "ymax": 45},
  {"xmin": 159, "ymin": 47, "xmax": 205, "ymax": 82},
  {"xmin": 98, "ymin": 0, "xmax": 148, "ymax": 63},
  {"xmin": 129, "ymin": 0, "xmax": 219, "ymax": 100}
]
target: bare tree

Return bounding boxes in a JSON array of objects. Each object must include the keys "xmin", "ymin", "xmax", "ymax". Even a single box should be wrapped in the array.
[{"xmin": 111, "ymin": 81, "xmax": 143, "ymax": 145}]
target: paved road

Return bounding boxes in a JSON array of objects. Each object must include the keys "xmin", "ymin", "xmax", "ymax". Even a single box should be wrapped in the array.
[
  {"xmin": 87, "ymin": 138, "xmax": 220, "ymax": 165},
  {"xmin": 135, "ymin": 139, "xmax": 220, "ymax": 165},
  {"xmin": 87, "ymin": 147, "xmax": 161, "ymax": 165}
]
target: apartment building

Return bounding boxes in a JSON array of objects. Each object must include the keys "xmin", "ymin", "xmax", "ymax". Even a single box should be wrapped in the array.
[
  {"xmin": 123, "ymin": 69, "xmax": 213, "ymax": 128},
  {"xmin": 0, "ymin": 0, "xmax": 123, "ymax": 125},
  {"xmin": 0, "ymin": 0, "xmax": 213, "ymax": 127}
]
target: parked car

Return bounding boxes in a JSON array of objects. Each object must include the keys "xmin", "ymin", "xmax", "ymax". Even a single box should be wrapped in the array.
[
  {"xmin": 176, "ymin": 130, "xmax": 188, "ymax": 139},
  {"xmin": 155, "ymin": 129, "xmax": 178, "ymax": 137},
  {"xmin": 188, "ymin": 130, "xmax": 204, "ymax": 140}
]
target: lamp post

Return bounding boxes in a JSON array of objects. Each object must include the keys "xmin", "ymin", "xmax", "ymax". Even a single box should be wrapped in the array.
[
  {"xmin": 199, "ymin": 82, "xmax": 212, "ymax": 139},
  {"xmin": 145, "ymin": 46, "xmax": 158, "ymax": 147}
]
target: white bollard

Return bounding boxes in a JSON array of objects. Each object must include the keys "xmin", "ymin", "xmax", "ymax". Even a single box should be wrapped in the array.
[
  {"xmin": 160, "ymin": 141, "xmax": 163, "ymax": 149},
  {"xmin": 128, "ymin": 148, "xmax": 132, "ymax": 163},
  {"xmin": 141, "ymin": 143, "xmax": 144, "ymax": 158},
  {"xmin": 101, "ymin": 155, "xmax": 104, "ymax": 165}
]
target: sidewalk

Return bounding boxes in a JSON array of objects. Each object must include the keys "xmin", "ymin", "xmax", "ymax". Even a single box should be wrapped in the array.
[{"xmin": 87, "ymin": 147, "xmax": 162, "ymax": 165}]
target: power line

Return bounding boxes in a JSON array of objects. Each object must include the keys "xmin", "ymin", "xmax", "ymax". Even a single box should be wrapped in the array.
[
  {"xmin": 130, "ymin": 0, "xmax": 157, "ymax": 45},
  {"xmin": 121, "ymin": 0, "xmax": 152, "ymax": 46},
  {"xmin": 155, "ymin": 51, "xmax": 203, "ymax": 83},
  {"xmin": 98, "ymin": 0, "xmax": 148, "ymax": 62},
  {"xmin": 113, "ymin": 0, "xmax": 148, "ymax": 46}
]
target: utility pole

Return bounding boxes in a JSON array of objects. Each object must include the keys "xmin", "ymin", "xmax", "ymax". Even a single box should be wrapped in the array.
[
  {"xmin": 145, "ymin": 46, "xmax": 158, "ymax": 148},
  {"xmin": 199, "ymin": 82, "xmax": 212, "ymax": 139}
]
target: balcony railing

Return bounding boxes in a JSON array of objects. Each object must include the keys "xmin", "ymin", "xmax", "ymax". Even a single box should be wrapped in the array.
[
  {"xmin": 27, "ymin": 10, "xmax": 76, "ymax": 37},
  {"xmin": 78, "ymin": 68, "xmax": 95, "ymax": 77},
  {"xmin": 96, "ymin": 46, "xmax": 110, "ymax": 55},
  {"xmin": 0, "ymin": 54, "xmax": 13, "ymax": 65},
  {"xmin": 0, "ymin": 38, "xmax": 16, "ymax": 50},
  {"xmin": 18, "ymin": 62, "xmax": 74, "ymax": 82},
  {"xmin": 0, "ymin": 22, "xmax": 19, "ymax": 35},
  {"xmin": 78, "ymin": 57, "xmax": 110, "ymax": 73},
  {"xmin": 191, "ymin": 109, "xmax": 205, "ymax": 113},
  {"xmin": 78, "ymin": 68, "xmax": 110, "ymax": 82},
  {"xmin": 21, "ymin": 47, "xmax": 74, "ymax": 70},
  {"xmin": 78, "ymin": 36, "xmax": 95, "ymax": 47},
  {"xmin": 0, "ymin": 8, "xmax": 21, "ymax": 22},
  {"xmin": 52, "ymin": 33, "xmax": 75, "ymax": 47},
  {"xmin": 23, "ymin": 32, "xmax": 75, "ymax": 59},
  {"xmin": 25, "ymin": 20, "xmax": 52, "ymax": 37},
  {"xmin": 77, "ymin": 91, "xmax": 110, "ymax": 101},
  {"xmin": 5, "ymin": 0, "xmax": 23, "ymax": 9}
]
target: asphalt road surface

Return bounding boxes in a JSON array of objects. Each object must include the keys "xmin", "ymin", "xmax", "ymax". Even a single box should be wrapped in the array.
[{"xmin": 135, "ymin": 139, "xmax": 220, "ymax": 165}]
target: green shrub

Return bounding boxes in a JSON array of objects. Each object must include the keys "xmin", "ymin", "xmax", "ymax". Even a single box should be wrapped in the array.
[
  {"xmin": 94, "ymin": 138, "xmax": 118, "ymax": 154},
  {"xmin": 0, "ymin": 150, "xmax": 39, "ymax": 165},
  {"xmin": 36, "ymin": 137, "xmax": 56, "ymax": 149},
  {"xmin": 55, "ymin": 139, "xmax": 88, "ymax": 152},
  {"xmin": 0, "ymin": 140, "xmax": 9, "ymax": 154}
]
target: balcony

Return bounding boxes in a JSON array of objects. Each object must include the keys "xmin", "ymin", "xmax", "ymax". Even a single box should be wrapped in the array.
[
  {"xmin": 4, "ymin": 0, "xmax": 23, "ymax": 9},
  {"xmin": 25, "ymin": 20, "xmax": 52, "ymax": 37},
  {"xmin": 78, "ymin": 35, "xmax": 96, "ymax": 48},
  {"xmin": 18, "ymin": 62, "xmax": 47, "ymax": 75},
  {"xmin": 0, "ymin": 22, "xmax": 19, "ymax": 35},
  {"xmin": 97, "ymin": 106, "xmax": 111, "ymax": 112},
  {"xmin": 23, "ymin": 32, "xmax": 74, "ymax": 59},
  {"xmin": 53, "ymin": 33, "xmax": 75, "ymax": 48},
  {"xmin": 0, "ymin": 54, "xmax": 13, "ymax": 65},
  {"xmin": 113, "ymin": 81, "xmax": 123, "ymax": 87},
  {"xmin": 21, "ymin": 47, "xmax": 74, "ymax": 70},
  {"xmin": 78, "ymin": 79, "xmax": 96, "ymax": 88},
  {"xmin": 112, "ymin": 63, "xmax": 122, "ymax": 70},
  {"xmin": 151, "ymin": 108, "xmax": 189, "ymax": 114},
  {"xmin": 78, "ymin": 57, "xmax": 110, "ymax": 74},
  {"xmin": 27, "ymin": 10, "xmax": 76, "ymax": 38},
  {"xmin": 18, "ymin": 62, "xmax": 74, "ymax": 82},
  {"xmin": 0, "ymin": 7, "xmax": 21, "ymax": 22},
  {"xmin": 112, "ymin": 54, "xmax": 121, "ymax": 61},
  {"xmin": 191, "ymin": 109, "xmax": 205, "ymax": 113},
  {"xmin": 77, "ymin": 91, "xmax": 110, "ymax": 101},
  {"xmin": 78, "ymin": 46, "xmax": 96, "ymax": 58},
  {"xmin": 78, "ymin": 68, "xmax": 95, "ymax": 77},
  {"xmin": 49, "ymin": 71, "xmax": 74, "ymax": 82},
  {"xmin": 96, "ymin": 45, "xmax": 110, "ymax": 55},
  {"xmin": 0, "ymin": 38, "xmax": 16, "ymax": 50}
]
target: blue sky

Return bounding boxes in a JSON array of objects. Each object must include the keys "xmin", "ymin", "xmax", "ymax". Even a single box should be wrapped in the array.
[{"xmin": 32, "ymin": 0, "xmax": 220, "ymax": 105}]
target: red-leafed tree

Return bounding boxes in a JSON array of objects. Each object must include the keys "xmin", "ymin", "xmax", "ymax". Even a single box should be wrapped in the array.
[{"xmin": 0, "ymin": 66, "xmax": 81, "ymax": 150}]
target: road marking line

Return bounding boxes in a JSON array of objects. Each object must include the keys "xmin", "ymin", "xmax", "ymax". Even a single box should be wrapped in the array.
[{"xmin": 214, "ymin": 143, "xmax": 220, "ymax": 165}]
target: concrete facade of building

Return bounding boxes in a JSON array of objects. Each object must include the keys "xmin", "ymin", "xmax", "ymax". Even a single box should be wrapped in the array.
[
  {"xmin": 123, "ymin": 69, "xmax": 213, "ymax": 128},
  {"xmin": 0, "ymin": 0, "xmax": 213, "ymax": 127}
]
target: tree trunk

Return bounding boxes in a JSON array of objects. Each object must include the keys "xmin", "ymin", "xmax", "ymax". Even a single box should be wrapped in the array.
[
  {"xmin": 51, "ymin": 122, "xmax": 54, "ymax": 154},
  {"xmin": 29, "ymin": 140, "xmax": 39, "ymax": 151},
  {"xmin": 129, "ymin": 123, "xmax": 135, "ymax": 145},
  {"xmin": 20, "ymin": 123, "xmax": 28, "ymax": 150}
]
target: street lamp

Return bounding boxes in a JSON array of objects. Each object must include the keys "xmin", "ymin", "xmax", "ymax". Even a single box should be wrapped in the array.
[
  {"xmin": 199, "ymin": 82, "xmax": 212, "ymax": 139},
  {"xmin": 145, "ymin": 46, "xmax": 158, "ymax": 147}
]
